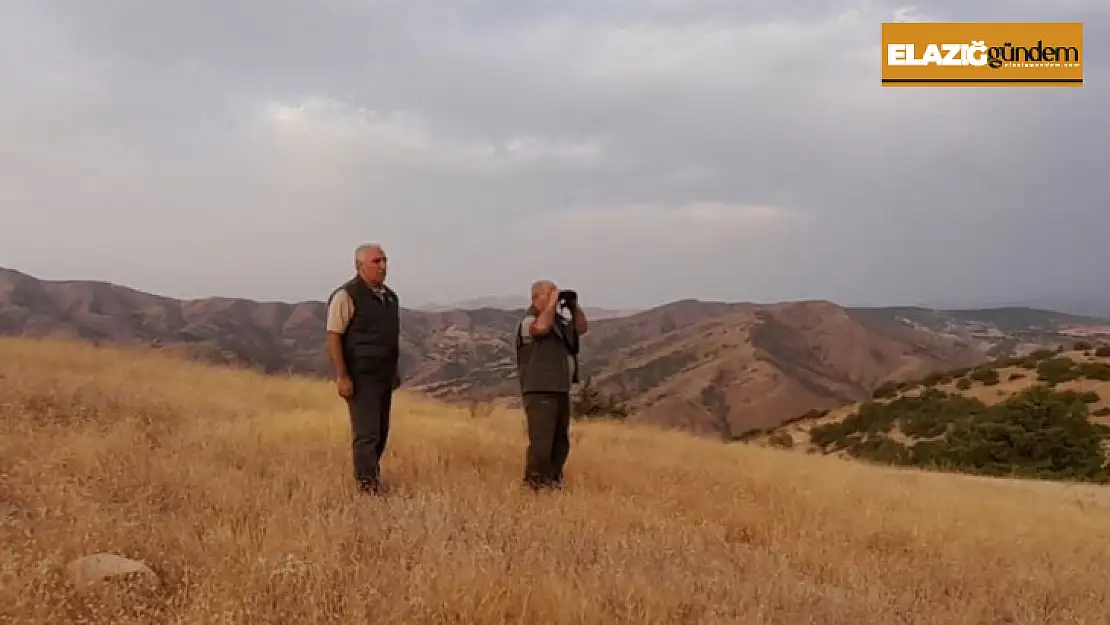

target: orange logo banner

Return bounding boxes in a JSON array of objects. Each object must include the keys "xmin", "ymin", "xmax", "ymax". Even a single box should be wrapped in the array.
[{"xmin": 881, "ymin": 22, "xmax": 1083, "ymax": 87}]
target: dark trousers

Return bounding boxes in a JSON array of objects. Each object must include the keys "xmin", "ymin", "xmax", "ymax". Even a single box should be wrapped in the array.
[
  {"xmin": 522, "ymin": 392, "xmax": 571, "ymax": 488},
  {"xmin": 344, "ymin": 377, "xmax": 393, "ymax": 492}
]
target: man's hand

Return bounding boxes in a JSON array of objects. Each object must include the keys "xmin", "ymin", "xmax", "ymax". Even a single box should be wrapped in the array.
[
  {"xmin": 337, "ymin": 375, "xmax": 353, "ymax": 398},
  {"xmin": 325, "ymin": 331, "xmax": 352, "ymax": 397},
  {"xmin": 546, "ymin": 284, "xmax": 559, "ymax": 310},
  {"xmin": 530, "ymin": 283, "xmax": 560, "ymax": 336},
  {"xmin": 572, "ymin": 300, "xmax": 588, "ymax": 335}
]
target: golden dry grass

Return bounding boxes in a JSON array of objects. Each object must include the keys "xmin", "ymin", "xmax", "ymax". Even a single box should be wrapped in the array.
[{"xmin": 4, "ymin": 337, "xmax": 1110, "ymax": 624}]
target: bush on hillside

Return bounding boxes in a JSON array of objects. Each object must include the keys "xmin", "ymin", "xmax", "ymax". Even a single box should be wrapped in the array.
[
  {"xmin": 572, "ymin": 377, "xmax": 628, "ymax": 421},
  {"xmin": 931, "ymin": 385, "xmax": 1110, "ymax": 482},
  {"xmin": 808, "ymin": 384, "xmax": 1110, "ymax": 483},
  {"xmin": 872, "ymin": 380, "xmax": 901, "ymax": 399},
  {"xmin": 811, "ymin": 388, "xmax": 975, "ymax": 449},
  {"xmin": 1094, "ymin": 407, "xmax": 1110, "ymax": 417},
  {"xmin": 1037, "ymin": 357, "xmax": 1081, "ymax": 385},
  {"xmin": 845, "ymin": 436, "xmax": 910, "ymax": 465},
  {"xmin": 768, "ymin": 431, "xmax": 794, "ymax": 448},
  {"xmin": 1095, "ymin": 346, "xmax": 1110, "ymax": 358},
  {"xmin": 1056, "ymin": 389, "xmax": 1100, "ymax": 405},
  {"xmin": 922, "ymin": 371, "xmax": 952, "ymax": 387},
  {"xmin": 955, "ymin": 378, "xmax": 972, "ymax": 390},
  {"xmin": 1079, "ymin": 362, "xmax": 1110, "ymax": 381},
  {"xmin": 1017, "ymin": 349, "xmax": 1056, "ymax": 370},
  {"xmin": 778, "ymin": 407, "xmax": 829, "ymax": 428},
  {"xmin": 970, "ymin": 368, "xmax": 1000, "ymax": 386},
  {"xmin": 730, "ymin": 428, "xmax": 764, "ymax": 442},
  {"xmin": 898, "ymin": 379, "xmax": 921, "ymax": 392},
  {"xmin": 1074, "ymin": 340, "xmax": 1093, "ymax": 352},
  {"xmin": 1009, "ymin": 372, "xmax": 1026, "ymax": 381}
]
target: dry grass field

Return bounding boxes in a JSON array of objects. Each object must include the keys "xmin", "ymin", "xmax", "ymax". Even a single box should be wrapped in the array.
[{"xmin": 4, "ymin": 337, "xmax": 1110, "ymax": 624}]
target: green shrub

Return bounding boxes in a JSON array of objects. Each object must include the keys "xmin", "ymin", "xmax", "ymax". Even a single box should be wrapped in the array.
[
  {"xmin": 778, "ymin": 408, "xmax": 829, "ymax": 428},
  {"xmin": 1017, "ymin": 349, "xmax": 1055, "ymax": 369},
  {"xmin": 1001, "ymin": 356, "xmax": 1027, "ymax": 368},
  {"xmin": 970, "ymin": 368, "xmax": 1000, "ymax": 386},
  {"xmin": 1057, "ymin": 389, "xmax": 1101, "ymax": 404},
  {"xmin": 731, "ymin": 428, "xmax": 764, "ymax": 442},
  {"xmin": 1079, "ymin": 362, "xmax": 1110, "ymax": 381},
  {"xmin": 1095, "ymin": 346, "xmax": 1110, "ymax": 358},
  {"xmin": 1009, "ymin": 372, "xmax": 1026, "ymax": 381},
  {"xmin": 810, "ymin": 419, "xmax": 858, "ymax": 451},
  {"xmin": 1037, "ymin": 357, "xmax": 1081, "ymax": 385},
  {"xmin": 955, "ymin": 378, "xmax": 972, "ymax": 391},
  {"xmin": 898, "ymin": 390, "xmax": 986, "ymax": 438},
  {"xmin": 768, "ymin": 431, "xmax": 794, "ymax": 448},
  {"xmin": 571, "ymin": 377, "xmax": 628, "ymax": 421},
  {"xmin": 922, "ymin": 371, "xmax": 951, "ymax": 387},
  {"xmin": 808, "ymin": 384, "xmax": 1110, "ymax": 483},
  {"xmin": 1094, "ymin": 407, "xmax": 1110, "ymax": 417},
  {"xmin": 847, "ymin": 436, "xmax": 910, "ymax": 465},
  {"xmin": 908, "ymin": 439, "xmax": 951, "ymax": 468},
  {"xmin": 872, "ymin": 380, "xmax": 901, "ymax": 399},
  {"xmin": 898, "ymin": 380, "xmax": 921, "ymax": 392},
  {"xmin": 932, "ymin": 385, "xmax": 1110, "ymax": 482},
  {"xmin": 1074, "ymin": 340, "xmax": 1093, "ymax": 351}
]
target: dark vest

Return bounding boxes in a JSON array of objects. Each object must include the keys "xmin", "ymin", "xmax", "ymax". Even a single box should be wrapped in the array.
[
  {"xmin": 328, "ymin": 276, "xmax": 400, "ymax": 380},
  {"xmin": 515, "ymin": 310, "xmax": 577, "ymax": 394}
]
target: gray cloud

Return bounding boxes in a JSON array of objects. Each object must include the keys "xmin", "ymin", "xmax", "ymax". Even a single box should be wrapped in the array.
[{"xmin": 1, "ymin": 0, "xmax": 1107, "ymax": 310}]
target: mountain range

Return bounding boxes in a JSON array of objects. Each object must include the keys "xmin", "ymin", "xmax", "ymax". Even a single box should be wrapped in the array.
[
  {"xmin": 2, "ymin": 265, "xmax": 1105, "ymax": 437},
  {"xmin": 415, "ymin": 294, "xmax": 639, "ymax": 320}
]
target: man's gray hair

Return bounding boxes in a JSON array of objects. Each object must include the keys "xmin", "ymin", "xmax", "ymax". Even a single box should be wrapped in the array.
[{"xmin": 354, "ymin": 243, "xmax": 383, "ymax": 265}]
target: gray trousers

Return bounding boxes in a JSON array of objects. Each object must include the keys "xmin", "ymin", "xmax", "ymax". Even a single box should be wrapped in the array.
[
  {"xmin": 522, "ymin": 392, "xmax": 571, "ymax": 488},
  {"xmin": 345, "ymin": 377, "xmax": 393, "ymax": 491}
]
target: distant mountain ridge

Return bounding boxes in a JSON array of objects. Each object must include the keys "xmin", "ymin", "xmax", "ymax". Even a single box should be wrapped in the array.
[
  {"xmin": 416, "ymin": 294, "xmax": 639, "ymax": 320},
  {"xmin": 1, "ymin": 265, "xmax": 1103, "ymax": 436}
]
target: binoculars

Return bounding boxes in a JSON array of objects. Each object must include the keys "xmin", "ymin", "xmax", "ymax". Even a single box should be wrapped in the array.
[{"xmin": 558, "ymin": 289, "xmax": 578, "ymax": 308}]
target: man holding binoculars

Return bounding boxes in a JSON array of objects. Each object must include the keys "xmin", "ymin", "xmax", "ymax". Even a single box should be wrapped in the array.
[{"xmin": 514, "ymin": 280, "xmax": 589, "ymax": 490}]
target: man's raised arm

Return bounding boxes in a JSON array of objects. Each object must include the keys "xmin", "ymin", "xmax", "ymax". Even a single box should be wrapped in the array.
[{"xmin": 529, "ymin": 289, "xmax": 560, "ymax": 336}]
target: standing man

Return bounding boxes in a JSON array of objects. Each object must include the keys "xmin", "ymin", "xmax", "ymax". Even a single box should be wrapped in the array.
[
  {"xmin": 514, "ymin": 280, "xmax": 588, "ymax": 490},
  {"xmin": 325, "ymin": 243, "xmax": 402, "ymax": 495}
]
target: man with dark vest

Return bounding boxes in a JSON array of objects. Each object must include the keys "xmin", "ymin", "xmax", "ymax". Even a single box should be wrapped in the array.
[
  {"xmin": 515, "ymin": 279, "xmax": 588, "ymax": 490},
  {"xmin": 325, "ymin": 243, "xmax": 402, "ymax": 494}
]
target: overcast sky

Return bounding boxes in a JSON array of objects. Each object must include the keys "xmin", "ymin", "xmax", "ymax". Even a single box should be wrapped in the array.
[{"xmin": 1, "ymin": 1, "xmax": 1106, "ymax": 311}]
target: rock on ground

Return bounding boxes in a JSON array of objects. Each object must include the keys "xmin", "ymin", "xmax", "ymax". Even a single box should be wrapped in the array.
[{"xmin": 66, "ymin": 553, "xmax": 160, "ymax": 590}]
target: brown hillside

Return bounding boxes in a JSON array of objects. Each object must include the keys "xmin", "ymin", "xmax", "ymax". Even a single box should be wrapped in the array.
[
  {"xmin": 0, "ymin": 267, "xmax": 1079, "ymax": 436},
  {"xmin": 584, "ymin": 301, "xmax": 987, "ymax": 437}
]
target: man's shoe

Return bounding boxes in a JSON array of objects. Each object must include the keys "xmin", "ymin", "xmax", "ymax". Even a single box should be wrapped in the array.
[
  {"xmin": 356, "ymin": 478, "xmax": 381, "ymax": 495},
  {"xmin": 522, "ymin": 476, "xmax": 563, "ymax": 492}
]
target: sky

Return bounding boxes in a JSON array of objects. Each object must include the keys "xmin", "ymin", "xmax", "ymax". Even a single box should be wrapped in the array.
[{"xmin": 1, "ymin": 0, "xmax": 1107, "ymax": 311}]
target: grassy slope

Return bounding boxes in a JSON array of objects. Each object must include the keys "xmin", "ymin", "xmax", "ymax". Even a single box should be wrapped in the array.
[{"xmin": 3, "ymin": 337, "xmax": 1110, "ymax": 623}]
